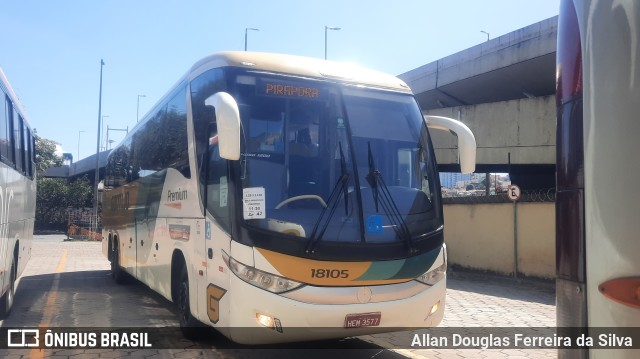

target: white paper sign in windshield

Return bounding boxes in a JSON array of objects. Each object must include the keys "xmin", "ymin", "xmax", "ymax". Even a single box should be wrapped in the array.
[{"xmin": 243, "ymin": 187, "xmax": 266, "ymax": 219}]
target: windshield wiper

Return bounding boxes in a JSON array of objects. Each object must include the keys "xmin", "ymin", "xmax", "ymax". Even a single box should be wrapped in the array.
[
  {"xmin": 365, "ymin": 142, "xmax": 416, "ymax": 253},
  {"xmin": 305, "ymin": 142, "xmax": 350, "ymax": 254}
]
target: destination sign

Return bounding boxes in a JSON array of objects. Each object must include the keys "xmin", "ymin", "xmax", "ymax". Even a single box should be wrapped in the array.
[{"xmin": 258, "ymin": 79, "xmax": 326, "ymax": 100}]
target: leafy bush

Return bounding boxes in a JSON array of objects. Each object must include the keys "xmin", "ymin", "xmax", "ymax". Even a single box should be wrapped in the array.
[{"xmin": 35, "ymin": 176, "xmax": 93, "ymax": 231}]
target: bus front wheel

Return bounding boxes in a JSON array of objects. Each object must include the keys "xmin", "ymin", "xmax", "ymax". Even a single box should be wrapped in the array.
[{"xmin": 177, "ymin": 266, "xmax": 200, "ymax": 339}]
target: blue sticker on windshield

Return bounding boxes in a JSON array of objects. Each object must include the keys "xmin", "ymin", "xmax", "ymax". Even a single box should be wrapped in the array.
[
  {"xmin": 366, "ymin": 215, "xmax": 383, "ymax": 234},
  {"xmin": 205, "ymin": 221, "xmax": 211, "ymax": 240}
]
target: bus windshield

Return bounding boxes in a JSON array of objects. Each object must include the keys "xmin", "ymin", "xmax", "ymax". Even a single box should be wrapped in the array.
[{"xmin": 233, "ymin": 74, "xmax": 441, "ymax": 249}]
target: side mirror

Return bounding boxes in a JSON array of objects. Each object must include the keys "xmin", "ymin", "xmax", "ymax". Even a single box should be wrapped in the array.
[
  {"xmin": 425, "ymin": 115, "xmax": 476, "ymax": 174},
  {"xmin": 205, "ymin": 92, "xmax": 241, "ymax": 160}
]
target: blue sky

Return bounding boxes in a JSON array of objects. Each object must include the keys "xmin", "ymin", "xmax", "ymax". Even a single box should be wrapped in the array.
[{"xmin": 1, "ymin": 0, "xmax": 559, "ymax": 161}]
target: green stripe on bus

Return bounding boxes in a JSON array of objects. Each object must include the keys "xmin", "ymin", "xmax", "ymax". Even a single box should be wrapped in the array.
[
  {"xmin": 389, "ymin": 247, "xmax": 440, "ymax": 279},
  {"xmin": 353, "ymin": 247, "xmax": 440, "ymax": 281},
  {"xmin": 354, "ymin": 259, "xmax": 405, "ymax": 281}
]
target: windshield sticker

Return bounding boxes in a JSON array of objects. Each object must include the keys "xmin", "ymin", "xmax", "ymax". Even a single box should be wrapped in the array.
[
  {"xmin": 241, "ymin": 153, "xmax": 272, "ymax": 158},
  {"xmin": 220, "ymin": 176, "xmax": 228, "ymax": 207},
  {"xmin": 366, "ymin": 215, "xmax": 383, "ymax": 234},
  {"xmin": 243, "ymin": 187, "xmax": 266, "ymax": 219}
]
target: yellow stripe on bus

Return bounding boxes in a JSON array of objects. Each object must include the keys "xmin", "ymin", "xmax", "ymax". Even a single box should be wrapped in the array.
[{"xmin": 257, "ymin": 248, "xmax": 410, "ymax": 286}]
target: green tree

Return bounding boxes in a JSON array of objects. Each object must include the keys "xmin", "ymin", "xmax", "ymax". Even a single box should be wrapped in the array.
[
  {"xmin": 35, "ymin": 134, "xmax": 92, "ymax": 230},
  {"xmin": 36, "ymin": 176, "xmax": 93, "ymax": 230},
  {"xmin": 35, "ymin": 133, "xmax": 63, "ymax": 176}
]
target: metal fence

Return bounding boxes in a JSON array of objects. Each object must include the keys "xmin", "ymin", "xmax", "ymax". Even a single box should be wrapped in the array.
[
  {"xmin": 442, "ymin": 188, "xmax": 556, "ymax": 204},
  {"xmin": 66, "ymin": 208, "xmax": 103, "ymax": 241}
]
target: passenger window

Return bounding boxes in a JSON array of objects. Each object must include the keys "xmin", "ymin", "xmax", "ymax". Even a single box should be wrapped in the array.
[
  {"xmin": 206, "ymin": 124, "xmax": 231, "ymax": 232},
  {"xmin": 0, "ymin": 97, "xmax": 11, "ymax": 164},
  {"xmin": 13, "ymin": 110, "xmax": 23, "ymax": 173},
  {"xmin": 25, "ymin": 128, "xmax": 32, "ymax": 178},
  {"xmin": 130, "ymin": 83, "xmax": 189, "ymax": 180}
]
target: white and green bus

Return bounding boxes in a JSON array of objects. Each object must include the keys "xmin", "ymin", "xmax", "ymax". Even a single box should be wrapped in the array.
[
  {"xmin": 102, "ymin": 52, "xmax": 475, "ymax": 344},
  {"xmin": 0, "ymin": 66, "xmax": 36, "ymax": 318}
]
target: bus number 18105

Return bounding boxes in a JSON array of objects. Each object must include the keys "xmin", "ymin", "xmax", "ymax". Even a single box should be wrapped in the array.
[{"xmin": 310, "ymin": 269, "xmax": 349, "ymax": 279}]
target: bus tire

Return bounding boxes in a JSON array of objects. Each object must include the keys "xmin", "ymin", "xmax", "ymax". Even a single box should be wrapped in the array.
[
  {"xmin": 111, "ymin": 243, "xmax": 126, "ymax": 284},
  {"xmin": 177, "ymin": 266, "xmax": 200, "ymax": 339},
  {"xmin": 0, "ymin": 259, "xmax": 16, "ymax": 319}
]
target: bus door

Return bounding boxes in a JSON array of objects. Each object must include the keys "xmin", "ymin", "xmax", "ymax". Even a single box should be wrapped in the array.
[{"xmin": 199, "ymin": 134, "xmax": 232, "ymax": 328}]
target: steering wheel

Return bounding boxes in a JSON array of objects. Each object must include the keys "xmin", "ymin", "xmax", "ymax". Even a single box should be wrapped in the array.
[{"xmin": 275, "ymin": 195, "xmax": 328, "ymax": 209}]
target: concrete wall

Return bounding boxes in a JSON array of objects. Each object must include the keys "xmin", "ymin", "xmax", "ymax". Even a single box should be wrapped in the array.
[
  {"xmin": 426, "ymin": 95, "xmax": 556, "ymax": 166},
  {"xmin": 443, "ymin": 202, "xmax": 555, "ymax": 279}
]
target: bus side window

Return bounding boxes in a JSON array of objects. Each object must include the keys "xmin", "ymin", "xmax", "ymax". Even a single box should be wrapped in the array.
[
  {"xmin": 206, "ymin": 124, "xmax": 231, "ymax": 232},
  {"xmin": 25, "ymin": 128, "xmax": 32, "ymax": 178},
  {"xmin": 190, "ymin": 68, "xmax": 226, "ymax": 216},
  {"xmin": 110, "ymin": 142, "xmax": 131, "ymax": 187},
  {"xmin": 165, "ymin": 85, "xmax": 189, "ymax": 178},
  {"xmin": 32, "ymin": 135, "xmax": 36, "ymax": 175},
  {"xmin": 0, "ymin": 96, "xmax": 11, "ymax": 165},
  {"xmin": 13, "ymin": 110, "xmax": 24, "ymax": 174}
]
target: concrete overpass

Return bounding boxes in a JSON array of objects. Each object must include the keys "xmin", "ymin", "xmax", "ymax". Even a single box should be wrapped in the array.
[
  {"xmin": 399, "ymin": 16, "xmax": 558, "ymax": 189},
  {"xmin": 44, "ymin": 150, "xmax": 110, "ymax": 180}
]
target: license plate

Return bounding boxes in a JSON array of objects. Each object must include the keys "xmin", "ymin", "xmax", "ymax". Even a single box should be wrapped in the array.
[{"xmin": 344, "ymin": 312, "xmax": 381, "ymax": 328}]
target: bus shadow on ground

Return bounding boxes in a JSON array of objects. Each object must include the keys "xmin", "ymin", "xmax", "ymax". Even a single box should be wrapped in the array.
[{"xmin": 447, "ymin": 268, "xmax": 556, "ymax": 306}]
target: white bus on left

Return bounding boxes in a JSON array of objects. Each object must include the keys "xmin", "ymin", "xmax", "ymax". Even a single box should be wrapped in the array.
[{"xmin": 0, "ymin": 66, "xmax": 36, "ymax": 318}]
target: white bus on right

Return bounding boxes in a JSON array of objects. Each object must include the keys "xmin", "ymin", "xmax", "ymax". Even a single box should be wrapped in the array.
[{"xmin": 556, "ymin": 0, "xmax": 640, "ymax": 358}]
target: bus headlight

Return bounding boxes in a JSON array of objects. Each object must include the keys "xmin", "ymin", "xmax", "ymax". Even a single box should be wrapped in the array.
[
  {"xmin": 415, "ymin": 260, "xmax": 447, "ymax": 286},
  {"xmin": 224, "ymin": 253, "xmax": 304, "ymax": 294}
]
